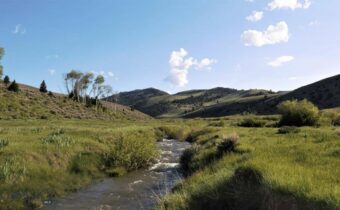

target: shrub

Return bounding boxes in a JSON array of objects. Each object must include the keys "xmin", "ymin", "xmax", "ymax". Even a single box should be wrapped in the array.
[
  {"xmin": 278, "ymin": 99, "xmax": 319, "ymax": 126},
  {"xmin": 3, "ymin": 75, "xmax": 10, "ymax": 86},
  {"xmin": 332, "ymin": 116, "xmax": 340, "ymax": 126},
  {"xmin": 217, "ymin": 132, "xmax": 239, "ymax": 155},
  {"xmin": 7, "ymin": 80, "xmax": 19, "ymax": 92},
  {"xmin": 48, "ymin": 91, "xmax": 54, "ymax": 97},
  {"xmin": 238, "ymin": 116, "xmax": 266, "ymax": 127},
  {"xmin": 39, "ymin": 80, "xmax": 48, "ymax": 93},
  {"xmin": 278, "ymin": 126, "xmax": 300, "ymax": 134}
]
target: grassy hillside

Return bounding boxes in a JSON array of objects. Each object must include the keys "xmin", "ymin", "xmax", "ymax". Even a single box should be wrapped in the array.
[
  {"xmin": 108, "ymin": 87, "xmax": 280, "ymax": 117},
  {"xmin": 109, "ymin": 74, "xmax": 340, "ymax": 118},
  {"xmin": 0, "ymin": 83, "xmax": 149, "ymax": 120}
]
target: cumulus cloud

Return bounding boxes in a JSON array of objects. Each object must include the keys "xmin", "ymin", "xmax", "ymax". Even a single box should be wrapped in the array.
[
  {"xmin": 242, "ymin": 21, "xmax": 290, "ymax": 47},
  {"xmin": 268, "ymin": 0, "xmax": 311, "ymax": 10},
  {"xmin": 196, "ymin": 58, "xmax": 217, "ymax": 70},
  {"xmin": 165, "ymin": 48, "xmax": 217, "ymax": 87},
  {"xmin": 267, "ymin": 56, "xmax": 295, "ymax": 67},
  {"xmin": 12, "ymin": 24, "xmax": 26, "ymax": 35},
  {"xmin": 246, "ymin": 11, "xmax": 264, "ymax": 22}
]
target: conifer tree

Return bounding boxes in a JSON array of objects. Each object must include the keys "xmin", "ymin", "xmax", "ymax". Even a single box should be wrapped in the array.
[
  {"xmin": 39, "ymin": 80, "xmax": 48, "ymax": 93},
  {"xmin": 8, "ymin": 80, "xmax": 19, "ymax": 92}
]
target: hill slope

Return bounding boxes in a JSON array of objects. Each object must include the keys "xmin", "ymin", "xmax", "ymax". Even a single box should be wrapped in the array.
[
  {"xmin": 108, "ymin": 74, "xmax": 340, "ymax": 118},
  {"xmin": 0, "ymin": 83, "xmax": 150, "ymax": 120}
]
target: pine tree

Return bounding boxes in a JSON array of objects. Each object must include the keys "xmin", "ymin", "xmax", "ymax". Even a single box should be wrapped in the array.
[
  {"xmin": 39, "ymin": 80, "xmax": 48, "ymax": 93},
  {"xmin": 8, "ymin": 80, "xmax": 19, "ymax": 92},
  {"xmin": 3, "ymin": 75, "xmax": 10, "ymax": 86}
]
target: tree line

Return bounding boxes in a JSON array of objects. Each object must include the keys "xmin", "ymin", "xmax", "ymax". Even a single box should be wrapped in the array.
[
  {"xmin": 0, "ymin": 46, "xmax": 113, "ymax": 109},
  {"xmin": 64, "ymin": 70, "xmax": 113, "ymax": 107}
]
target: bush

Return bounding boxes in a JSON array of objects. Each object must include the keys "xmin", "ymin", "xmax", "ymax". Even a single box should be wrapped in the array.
[
  {"xmin": 278, "ymin": 99, "xmax": 319, "ymax": 126},
  {"xmin": 48, "ymin": 91, "xmax": 54, "ymax": 97},
  {"xmin": 3, "ymin": 75, "xmax": 10, "ymax": 86},
  {"xmin": 217, "ymin": 132, "xmax": 239, "ymax": 155},
  {"xmin": 278, "ymin": 126, "xmax": 300, "ymax": 134},
  {"xmin": 7, "ymin": 80, "xmax": 19, "ymax": 92},
  {"xmin": 238, "ymin": 116, "xmax": 266, "ymax": 127},
  {"xmin": 332, "ymin": 116, "xmax": 340, "ymax": 126}
]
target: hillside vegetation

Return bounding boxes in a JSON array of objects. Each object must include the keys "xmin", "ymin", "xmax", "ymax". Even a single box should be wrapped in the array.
[
  {"xmin": 108, "ymin": 74, "xmax": 340, "ymax": 118},
  {"xmin": 0, "ymin": 83, "xmax": 149, "ymax": 120}
]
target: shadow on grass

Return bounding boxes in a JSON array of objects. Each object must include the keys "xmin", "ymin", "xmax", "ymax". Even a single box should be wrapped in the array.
[{"xmin": 186, "ymin": 166, "xmax": 335, "ymax": 210}]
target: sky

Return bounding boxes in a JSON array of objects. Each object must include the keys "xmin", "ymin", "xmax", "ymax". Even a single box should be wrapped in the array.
[{"xmin": 0, "ymin": 0, "xmax": 339, "ymax": 94}]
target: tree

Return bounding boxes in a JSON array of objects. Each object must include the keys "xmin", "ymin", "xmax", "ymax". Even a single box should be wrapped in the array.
[
  {"xmin": 3, "ymin": 75, "xmax": 10, "ymax": 86},
  {"xmin": 0, "ymin": 47, "xmax": 4, "ymax": 79},
  {"xmin": 91, "ymin": 75, "xmax": 105, "ymax": 108},
  {"xmin": 79, "ymin": 73, "xmax": 94, "ymax": 103},
  {"xmin": 8, "ymin": 80, "xmax": 19, "ymax": 92},
  {"xmin": 64, "ymin": 70, "xmax": 83, "ymax": 101},
  {"xmin": 39, "ymin": 80, "xmax": 48, "ymax": 93}
]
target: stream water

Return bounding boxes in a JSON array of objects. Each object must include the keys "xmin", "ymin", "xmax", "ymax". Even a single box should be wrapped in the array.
[{"xmin": 44, "ymin": 139, "xmax": 190, "ymax": 210}]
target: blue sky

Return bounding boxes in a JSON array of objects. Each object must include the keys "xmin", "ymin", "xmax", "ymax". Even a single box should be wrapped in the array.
[{"xmin": 0, "ymin": 0, "xmax": 339, "ymax": 93}]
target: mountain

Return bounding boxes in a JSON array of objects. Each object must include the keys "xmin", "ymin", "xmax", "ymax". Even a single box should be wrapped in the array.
[
  {"xmin": 107, "ymin": 74, "xmax": 340, "ymax": 118},
  {"xmin": 0, "ymin": 82, "xmax": 150, "ymax": 120}
]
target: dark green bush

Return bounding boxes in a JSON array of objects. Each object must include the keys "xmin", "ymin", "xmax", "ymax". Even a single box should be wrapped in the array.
[
  {"xmin": 278, "ymin": 126, "xmax": 300, "ymax": 134},
  {"xmin": 7, "ymin": 80, "xmax": 19, "ymax": 92},
  {"xmin": 238, "ymin": 117, "xmax": 266, "ymax": 127},
  {"xmin": 217, "ymin": 133, "xmax": 239, "ymax": 155},
  {"xmin": 3, "ymin": 75, "xmax": 10, "ymax": 86},
  {"xmin": 278, "ymin": 99, "xmax": 319, "ymax": 126}
]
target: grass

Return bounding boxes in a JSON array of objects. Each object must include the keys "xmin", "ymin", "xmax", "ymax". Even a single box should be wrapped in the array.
[
  {"xmin": 159, "ymin": 115, "xmax": 340, "ymax": 210},
  {"xmin": 0, "ymin": 117, "xmax": 203, "ymax": 209},
  {"xmin": 0, "ymin": 119, "xmax": 171, "ymax": 209},
  {"xmin": 0, "ymin": 113, "xmax": 339, "ymax": 209}
]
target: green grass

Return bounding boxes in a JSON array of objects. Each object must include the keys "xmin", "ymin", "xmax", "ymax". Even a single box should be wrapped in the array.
[
  {"xmin": 0, "ymin": 114, "xmax": 339, "ymax": 209},
  {"xmin": 0, "ymin": 119, "xmax": 167, "ymax": 209},
  {"xmin": 159, "ymin": 116, "xmax": 340, "ymax": 210}
]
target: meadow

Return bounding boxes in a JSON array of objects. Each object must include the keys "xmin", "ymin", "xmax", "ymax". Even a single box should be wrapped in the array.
[
  {"xmin": 0, "ymin": 111, "xmax": 339, "ymax": 209},
  {"xmin": 0, "ymin": 119, "xmax": 197, "ymax": 209},
  {"xmin": 159, "ymin": 114, "xmax": 340, "ymax": 210}
]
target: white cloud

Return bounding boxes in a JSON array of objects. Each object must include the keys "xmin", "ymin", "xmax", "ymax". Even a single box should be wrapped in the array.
[
  {"xmin": 12, "ymin": 24, "xmax": 26, "ymax": 35},
  {"xmin": 267, "ymin": 56, "xmax": 295, "ymax": 67},
  {"xmin": 196, "ymin": 58, "xmax": 217, "ymax": 70},
  {"xmin": 165, "ymin": 48, "xmax": 217, "ymax": 86},
  {"xmin": 107, "ymin": 72, "xmax": 114, "ymax": 77},
  {"xmin": 246, "ymin": 11, "xmax": 264, "ymax": 22},
  {"xmin": 245, "ymin": 0, "xmax": 255, "ymax": 2},
  {"xmin": 268, "ymin": 0, "xmax": 311, "ymax": 10},
  {"xmin": 242, "ymin": 21, "xmax": 290, "ymax": 47},
  {"xmin": 48, "ymin": 69, "xmax": 56, "ymax": 75}
]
